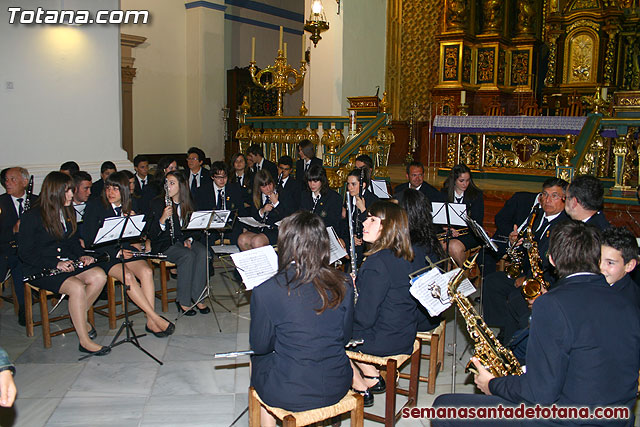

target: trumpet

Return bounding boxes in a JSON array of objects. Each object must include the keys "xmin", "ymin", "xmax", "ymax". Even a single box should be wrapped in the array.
[{"xmin": 437, "ymin": 227, "xmax": 469, "ymax": 242}]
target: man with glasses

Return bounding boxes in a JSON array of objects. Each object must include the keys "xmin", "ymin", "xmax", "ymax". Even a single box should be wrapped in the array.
[
  {"xmin": 482, "ymin": 177, "xmax": 569, "ymax": 346},
  {"xmin": 186, "ymin": 147, "xmax": 211, "ymax": 210},
  {"xmin": 204, "ymin": 161, "xmax": 247, "ymax": 245}
]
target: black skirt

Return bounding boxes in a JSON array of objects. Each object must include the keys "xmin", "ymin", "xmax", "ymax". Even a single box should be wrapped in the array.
[{"xmin": 28, "ymin": 267, "xmax": 99, "ymax": 294}]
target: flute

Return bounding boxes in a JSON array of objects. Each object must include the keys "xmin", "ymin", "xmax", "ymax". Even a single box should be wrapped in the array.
[{"xmin": 214, "ymin": 339, "xmax": 365, "ymax": 358}]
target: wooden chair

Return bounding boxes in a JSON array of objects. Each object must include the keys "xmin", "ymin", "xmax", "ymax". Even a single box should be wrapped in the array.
[
  {"xmin": 399, "ymin": 320, "xmax": 446, "ymax": 394},
  {"xmin": 484, "ymin": 97, "xmax": 504, "ymax": 116},
  {"xmin": 93, "ymin": 276, "xmax": 143, "ymax": 329},
  {"xmin": 346, "ymin": 339, "xmax": 421, "ymax": 426},
  {"xmin": 24, "ymin": 282, "xmax": 94, "ymax": 348},
  {"xmin": 248, "ymin": 387, "xmax": 364, "ymax": 427},
  {"xmin": 150, "ymin": 259, "xmax": 176, "ymax": 312},
  {"xmin": 0, "ymin": 272, "xmax": 19, "ymax": 315},
  {"xmin": 563, "ymin": 92, "xmax": 584, "ymax": 116}
]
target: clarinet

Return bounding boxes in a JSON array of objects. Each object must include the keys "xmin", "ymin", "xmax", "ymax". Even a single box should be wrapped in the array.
[
  {"xmin": 347, "ymin": 194, "xmax": 359, "ymax": 304},
  {"xmin": 118, "ymin": 251, "xmax": 168, "ymax": 260},
  {"xmin": 24, "ymin": 253, "xmax": 110, "ymax": 282},
  {"xmin": 164, "ymin": 180, "xmax": 175, "ymax": 245},
  {"xmin": 23, "ymin": 175, "xmax": 34, "ymax": 211}
]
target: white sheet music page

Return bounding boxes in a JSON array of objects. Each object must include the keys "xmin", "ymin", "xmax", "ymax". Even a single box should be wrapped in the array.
[
  {"xmin": 327, "ymin": 226, "xmax": 347, "ymax": 264},
  {"xmin": 410, "ymin": 267, "xmax": 477, "ymax": 317},
  {"xmin": 230, "ymin": 245, "xmax": 278, "ymax": 290},
  {"xmin": 238, "ymin": 217, "xmax": 264, "ymax": 228},
  {"xmin": 185, "ymin": 211, "xmax": 213, "ymax": 230}
]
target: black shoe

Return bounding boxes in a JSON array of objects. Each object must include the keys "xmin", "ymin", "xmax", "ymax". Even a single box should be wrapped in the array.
[
  {"xmin": 18, "ymin": 305, "xmax": 25, "ymax": 327},
  {"xmin": 363, "ymin": 375, "xmax": 386, "ymax": 394},
  {"xmin": 145, "ymin": 318, "xmax": 175, "ymax": 338},
  {"xmin": 78, "ymin": 344, "xmax": 111, "ymax": 356},
  {"xmin": 351, "ymin": 387, "xmax": 373, "ymax": 407},
  {"xmin": 88, "ymin": 325, "xmax": 97, "ymax": 340},
  {"xmin": 160, "ymin": 316, "xmax": 175, "ymax": 336},
  {"xmin": 175, "ymin": 301, "xmax": 196, "ymax": 316},
  {"xmin": 170, "ymin": 271, "xmax": 178, "ymax": 279},
  {"xmin": 196, "ymin": 305, "xmax": 210, "ymax": 314}
]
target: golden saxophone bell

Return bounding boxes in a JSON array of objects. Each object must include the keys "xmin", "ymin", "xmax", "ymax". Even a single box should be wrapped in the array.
[{"xmin": 521, "ymin": 277, "xmax": 544, "ymax": 300}]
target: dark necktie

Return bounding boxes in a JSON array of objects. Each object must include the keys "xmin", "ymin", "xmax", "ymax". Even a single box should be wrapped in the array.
[
  {"xmin": 257, "ymin": 164, "xmax": 261, "ymax": 171},
  {"xmin": 216, "ymin": 189, "xmax": 224, "ymax": 210},
  {"xmin": 114, "ymin": 206, "xmax": 122, "ymax": 216},
  {"xmin": 141, "ymin": 179, "xmax": 146, "ymax": 190},
  {"xmin": 265, "ymin": 195, "xmax": 270, "ymax": 206},
  {"xmin": 455, "ymin": 196, "xmax": 463, "ymax": 203},
  {"xmin": 535, "ymin": 217, "xmax": 549, "ymax": 241},
  {"xmin": 238, "ymin": 175, "xmax": 243, "ymax": 186},
  {"xmin": 17, "ymin": 198, "xmax": 23, "ymax": 217},
  {"xmin": 304, "ymin": 163, "xmax": 309, "ymax": 172},
  {"xmin": 191, "ymin": 174, "xmax": 197, "ymax": 192}
]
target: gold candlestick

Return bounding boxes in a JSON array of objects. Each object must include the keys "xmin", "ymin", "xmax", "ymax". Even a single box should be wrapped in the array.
[{"xmin": 249, "ymin": 46, "xmax": 306, "ymax": 116}]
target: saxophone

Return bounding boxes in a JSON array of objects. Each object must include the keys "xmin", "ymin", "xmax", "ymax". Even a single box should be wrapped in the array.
[
  {"xmin": 520, "ymin": 230, "xmax": 549, "ymax": 300},
  {"xmin": 505, "ymin": 208, "xmax": 537, "ymax": 279},
  {"xmin": 448, "ymin": 253, "xmax": 523, "ymax": 377}
]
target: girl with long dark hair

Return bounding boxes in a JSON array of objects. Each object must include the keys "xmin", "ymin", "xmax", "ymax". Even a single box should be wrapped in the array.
[
  {"xmin": 350, "ymin": 201, "xmax": 419, "ymax": 406},
  {"xmin": 237, "ymin": 170, "xmax": 294, "ymax": 250},
  {"xmin": 250, "ymin": 211, "xmax": 353, "ymax": 426},
  {"xmin": 148, "ymin": 171, "xmax": 209, "ymax": 315},
  {"xmin": 299, "ymin": 165, "xmax": 341, "ymax": 230},
  {"xmin": 83, "ymin": 172, "xmax": 174, "ymax": 337},
  {"xmin": 441, "ymin": 163, "xmax": 484, "ymax": 267},
  {"xmin": 340, "ymin": 168, "xmax": 378, "ymax": 266},
  {"xmin": 18, "ymin": 172, "xmax": 109, "ymax": 355}
]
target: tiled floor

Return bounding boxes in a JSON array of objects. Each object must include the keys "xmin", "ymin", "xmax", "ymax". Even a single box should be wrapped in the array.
[{"xmin": 6, "ymin": 270, "xmax": 634, "ymax": 426}]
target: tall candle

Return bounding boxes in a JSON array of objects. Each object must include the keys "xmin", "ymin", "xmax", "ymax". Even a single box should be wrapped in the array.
[
  {"xmin": 602, "ymin": 87, "xmax": 608, "ymax": 99},
  {"xmin": 284, "ymin": 42, "xmax": 287, "ymax": 59},
  {"xmin": 279, "ymin": 26, "xmax": 283, "ymax": 51},
  {"xmin": 301, "ymin": 34, "xmax": 305, "ymax": 58},
  {"xmin": 251, "ymin": 37, "xmax": 255, "ymax": 62},
  {"xmin": 460, "ymin": 90, "xmax": 466, "ymax": 105}
]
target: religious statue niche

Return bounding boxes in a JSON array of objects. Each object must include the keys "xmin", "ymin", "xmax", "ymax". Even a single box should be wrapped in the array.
[
  {"xmin": 481, "ymin": 0, "xmax": 502, "ymax": 34},
  {"xmin": 564, "ymin": 28, "xmax": 599, "ymax": 85},
  {"xmin": 515, "ymin": 0, "xmax": 536, "ymax": 37},
  {"xmin": 446, "ymin": 0, "xmax": 468, "ymax": 31}
]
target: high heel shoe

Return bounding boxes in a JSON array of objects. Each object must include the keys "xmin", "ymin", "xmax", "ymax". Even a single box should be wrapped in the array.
[
  {"xmin": 78, "ymin": 344, "xmax": 111, "ymax": 356},
  {"xmin": 363, "ymin": 374, "xmax": 386, "ymax": 394},
  {"xmin": 350, "ymin": 387, "xmax": 373, "ymax": 407},
  {"xmin": 175, "ymin": 301, "xmax": 196, "ymax": 316},
  {"xmin": 196, "ymin": 305, "xmax": 210, "ymax": 314}
]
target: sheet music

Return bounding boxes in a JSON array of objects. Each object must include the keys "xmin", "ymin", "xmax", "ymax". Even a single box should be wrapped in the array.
[
  {"xmin": 185, "ymin": 211, "xmax": 213, "ymax": 230},
  {"xmin": 410, "ymin": 267, "xmax": 476, "ymax": 317},
  {"xmin": 211, "ymin": 210, "xmax": 231, "ymax": 229},
  {"xmin": 239, "ymin": 217, "xmax": 265, "ymax": 228},
  {"xmin": 371, "ymin": 180, "xmax": 390, "ymax": 199},
  {"xmin": 230, "ymin": 245, "xmax": 278, "ymax": 290},
  {"xmin": 94, "ymin": 215, "xmax": 146, "ymax": 245},
  {"xmin": 212, "ymin": 245, "xmax": 240, "ymax": 254},
  {"xmin": 327, "ymin": 226, "xmax": 347, "ymax": 264},
  {"xmin": 431, "ymin": 202, "xmax": 468, "ymax": 227}
]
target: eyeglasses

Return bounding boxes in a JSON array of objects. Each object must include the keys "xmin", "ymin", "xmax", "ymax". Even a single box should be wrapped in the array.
[
  {"xmin": 186, "ymin": 157, "xmax": 198, "ymax": 161},
  {"xmin": 540, "ymin": 192, "xmax": 563, "ymax": 201}
]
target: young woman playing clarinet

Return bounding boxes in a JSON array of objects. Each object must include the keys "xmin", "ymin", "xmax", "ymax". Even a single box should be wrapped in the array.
[
  {"xmin": 83, "ymin": 172, "xmax": 174, "ymax": 337},
  {"xmin": 250, "ymin": 211, "xmax": 354, "ymax": 426},
  {"xmin": 440, "ymin": 163, "xmax": 484, "ymax": 268},
  {"xmin": 350, "ymin": 201, "xmax": 419, "ymax": 406},
  {"xmin": 237, "ymin": 170, "xmax": 294, "ymax": 250},
  {"xmin": 148, "ymin": 171, "xmax": 209, "ymax": 316},
  {"xmin": 299, "ymin": 165, "xmax": 342, "ymax": 230},
  {"xmin": 340, "ymin": 168, "xmax": 378, "ymax": 267},
  {"xmin": 18, "ymin": 172, "xmax": 109, "ymax": 355}
]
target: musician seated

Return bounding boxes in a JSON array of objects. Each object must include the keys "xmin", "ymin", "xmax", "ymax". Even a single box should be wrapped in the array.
[
  {"xmin": 439, "ymin": 164, "xmax": 484, "ymax": 268},
  {"xmin": 601, "ymin": 227, "xmax": 640, "ymax": 307},
  {"xmin": 18, "ymin": 172, "xmax": 108, "ymax": 355},
  {"xmin": 393, "ymin": 161, "xmax": 440, "ymax": 207},
  {"xmin": 398, "ymin": 189, "xmax": 444, "ymax": 332},
  {"xmin": 339, "ymin": 168, "xmax": 378, "ymax": 267},
  {"xmin": 247, "ymin": 144, "xmax": 278, "ymax": 180},
  {"xmin": 186, "ymin": 147, "xmax": 211, "ymax": 211},
  {"xmin": 132, "ymin": 155, "xmax": 157, "ymax": 217},
  {"xmin": 276, "ymin": 155, "xmax": 303, "ymax": 210},
  {"xmin": 237, "ymin": 170, "xmax": 294, "ymax": 250},
  {"xmin": 71, "ymin": 171, "xmax": 92, "ymax": 245},
  {"xmin": 0, "ymin": 167, "xmax": 38, "ymax": 326},
  {"xmin": 228, "ymin": 152, "xmax": 252, "ymax": 200},
  {"xmin": 295, "ymin": 138, "xmax": 323, "ymax": 182},
  {"xmin": 564, "ymin": 175, "xmax": 610, "ymax": 230},
  {"xmin": 355, "ymin": 154, "xmax": 374, "ymax": 177},
  {"xmin": 350, "ymin": 201, "xmax": 419, "ymax": 407},
  {"xmin": 202, "ymin": 161, "xmax": 247, "ymax": 245},
  {"xmin": 250, "ymin": 211, "xmax": 353, "ymax": 426},
  {"xmin": 83, "ymin": 171, "xmax": 175, "ymax": 337},
  {"xmin": 433, "ymin": 221, "xmax": 640, "ymax": 427},
  {"xmin": 149, "ymin": 171, "xmax": 209, "ymax": 316},
  {"xmin": 482, "ymin": 177, "xmax": 568, "ymax": 344},
  {"xmin": 299, "ymin": 165, "xmax": 342, "ymax": 231},
  {"xmin": 89, "ymin": 161, "xmax": 116, "ymax": 201}
]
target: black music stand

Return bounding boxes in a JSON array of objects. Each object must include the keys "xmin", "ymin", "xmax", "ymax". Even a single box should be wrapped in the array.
[{"xmin": 80, "ymin": 214, "xmax": 163, "ymax": 365}]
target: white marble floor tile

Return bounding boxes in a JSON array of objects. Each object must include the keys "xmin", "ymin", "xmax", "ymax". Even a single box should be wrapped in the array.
[
  {"xmin": 44, "ymin": 396, "xmax": 146, "ymax": 426},
  {"xmin": 163, "ymin": 334, "xmax": 238, "ymax": 361},
  {"xmin": 140, "ymin": 394, "xmax": 235, "ymax": 427},
  {"xmin": 66, "ymin": 361, "xmax": 160, "ymax": 397},
  {"xmin": 151, "ymin": 360, "xmax": 237, "ymax": 395},
  {"xmin": 1, "ymin": 397, "xmax": 61, "ymax": 427},
  {"xmin": 87, "ymin": 333, "xmax": 169, "ymax": 364},
  {"xmin": 12, "ymin": 363, "xmax": 84, "ymax": 398}
]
